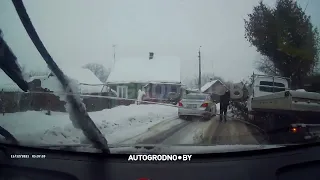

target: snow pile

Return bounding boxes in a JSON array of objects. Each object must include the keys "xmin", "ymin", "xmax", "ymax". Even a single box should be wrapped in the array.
[
  {"xmin": 0, "ymin": 104, "xmax": 178, "ymax": 145},
  {"xmin": 107, "ymin": 56, "xmax": 181, "ymax": 84}
]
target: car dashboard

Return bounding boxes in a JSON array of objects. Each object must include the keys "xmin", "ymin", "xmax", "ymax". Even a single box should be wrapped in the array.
[{"xmin": 0, "ymin": 143, "xmax": 320, "ymax": 180}]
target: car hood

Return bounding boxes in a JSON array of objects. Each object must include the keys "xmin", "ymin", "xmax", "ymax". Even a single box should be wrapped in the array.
[
  {"xmin": 25, "ymin": 143, "xmax": 284, "ymax": 154},
  {"xmin": 108, "ymin": 144, "xmax": 283, "ymax": 154}
]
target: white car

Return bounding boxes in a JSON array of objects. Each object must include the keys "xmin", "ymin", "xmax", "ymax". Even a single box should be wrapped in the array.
[{"xmin": 178, "ymin": 93, "xmax": 217, "ymax": 120}]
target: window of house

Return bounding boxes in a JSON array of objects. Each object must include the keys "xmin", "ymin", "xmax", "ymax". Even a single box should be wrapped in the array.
[
  {"xmin": 170, "ymin": 85, "xmax": 177, "ymax": 92},
  {"xmin": 155, "ymin": 85, "xmax": 162, "ymax": 94},
  {"xmin": 117, "ymin": 86, "xmax": 128, "ymax": 98}
]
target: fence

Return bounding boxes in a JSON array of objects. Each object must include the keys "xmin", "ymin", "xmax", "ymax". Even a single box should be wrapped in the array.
[{"xmin": 0, "ymin": 91, "xmax": 135, "ymax": 114}]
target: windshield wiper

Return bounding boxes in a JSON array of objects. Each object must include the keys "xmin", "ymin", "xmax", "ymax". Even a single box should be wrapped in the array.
[
  {"xmin": 0, "ymin": 126, "xmax": 18, "ymax": 144},
  {"xmin": 0, "ymin": 29, "xmax": 29, "ymax": 92},
  {"xmin": 11, "ymin": 0, "xmax": 110, "ymax": 153}
]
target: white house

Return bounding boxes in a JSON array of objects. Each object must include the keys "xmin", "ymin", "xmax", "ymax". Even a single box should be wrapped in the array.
[{"xmin": 106, "ymin": 54, "xmax": 181, "ymax": 100}]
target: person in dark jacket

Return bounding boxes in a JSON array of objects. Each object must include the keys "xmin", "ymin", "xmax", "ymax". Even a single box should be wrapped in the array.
[{"xmin": 220, "ymin": 90, "xmax": 231, "ymax": 122}]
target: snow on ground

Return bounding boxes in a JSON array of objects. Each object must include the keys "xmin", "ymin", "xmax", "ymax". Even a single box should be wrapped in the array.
[{"xmin": 0, "ymin": 104, "xmax": 178, "ymax": 145}]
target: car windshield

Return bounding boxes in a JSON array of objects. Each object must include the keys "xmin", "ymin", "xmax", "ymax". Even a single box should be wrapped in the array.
[{"xmin": 0, "ymin": 0, "xmax": 320, "ymax": 154}]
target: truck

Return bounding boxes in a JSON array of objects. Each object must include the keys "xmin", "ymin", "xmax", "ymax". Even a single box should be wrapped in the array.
[{"xmin": 245, "ymin": 73, "xmax": 320, "ymax": 144}]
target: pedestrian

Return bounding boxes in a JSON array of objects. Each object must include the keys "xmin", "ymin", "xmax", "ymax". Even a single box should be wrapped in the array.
[{"xmin": 220, "ymin": 90, "xmax": 231, "ymax": 122}]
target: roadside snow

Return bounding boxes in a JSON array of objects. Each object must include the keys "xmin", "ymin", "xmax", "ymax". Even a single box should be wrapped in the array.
[{"xmin": 0, "ymin": 104, "xmax": 178, "ymax": 145}]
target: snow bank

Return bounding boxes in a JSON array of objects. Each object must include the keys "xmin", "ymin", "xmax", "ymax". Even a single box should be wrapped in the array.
[{"xmin": 0, "ymin": 104, "xmax": 178, "ymax": 145}]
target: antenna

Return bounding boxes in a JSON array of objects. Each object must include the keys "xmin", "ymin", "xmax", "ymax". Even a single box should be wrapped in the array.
[{"xmin": 112, "ymin": 44, "xmax": 116, "ymax": 63}]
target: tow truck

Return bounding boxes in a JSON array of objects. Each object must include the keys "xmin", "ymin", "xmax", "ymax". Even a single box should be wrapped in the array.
[{"xmin": 245, "ymin": 73, "xmax": 320, "ymax": 144}]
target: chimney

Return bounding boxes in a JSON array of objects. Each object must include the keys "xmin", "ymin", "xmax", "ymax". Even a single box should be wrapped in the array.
[
  {"xmin": 209, "ymin": 78, "xmax": 213, "ymax": 82},
  {"xmin": 149, "ymin": 52, "xmax": 154, "ymax": 60}
]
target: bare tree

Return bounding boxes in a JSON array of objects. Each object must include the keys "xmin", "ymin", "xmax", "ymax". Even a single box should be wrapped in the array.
[{"xmin": 83, "ymin": 63, "xmax": 110, "ymax": 82}]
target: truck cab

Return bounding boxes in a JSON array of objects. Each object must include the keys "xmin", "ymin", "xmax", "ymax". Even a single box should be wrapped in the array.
[{"xmin": 247, "ymin": 74, "xmax": 290, "ymax": 111}]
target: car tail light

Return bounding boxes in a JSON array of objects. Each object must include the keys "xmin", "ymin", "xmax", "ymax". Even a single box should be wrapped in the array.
[
  {"xmin": 201, "ymin": 103, "xmax": 208, "ymax": 107},
  {"xmin": 290, "ymin": 127, "xmax": 300, "ymax": 133},
  {"xmin": 178, "ymin": 101, "xmax": 183, "ymax": 107}
]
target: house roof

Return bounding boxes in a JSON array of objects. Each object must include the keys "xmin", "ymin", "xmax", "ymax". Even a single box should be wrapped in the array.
[
  {"xmin": 31, "ymin": 66, "xmax": 108, "ymax": 94},
  {"xmin": 55, "ymin": 66, "xmax": 103, "ymax": 85},
  {"xmin": 107, "ymin": 56, "xmax": 181, "ymax": 84},
  {"xmin": 200, "ymin": 79, "xmax": 225, "ymax": 93},
  {"xmin": 0, "ymin": 70, "xmax": 24, "ymax": 92}
]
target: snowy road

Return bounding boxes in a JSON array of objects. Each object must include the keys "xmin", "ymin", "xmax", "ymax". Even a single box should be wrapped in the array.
[
  {"xmin": 206, "ymin": 116, "xmax": 267, "ymax": 145},
  {"xmin": 0, "ymin": 104, "xmax": 267, "ymax": 146},
  {"xmin": 135, "ymin": 115, "xmax": 267, "ymax": 145}
]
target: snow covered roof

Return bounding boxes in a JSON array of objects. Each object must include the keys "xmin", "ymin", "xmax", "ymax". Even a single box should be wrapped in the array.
[
  {"xmin": 29, "ymin": 66, "xmax": 114, "ymax": 94},
  {"xmin": 201, "ymin": 79, "xmax": 224, "ymax": 92},
  {"xmin": 0, "ymin": 70, "xmax": 24, "ymax": 92},
  {"xmin": 57, "ymin": 66, "xmax": 103, "ymax": 85},
  {"xmin": 107, "ymin": 56, "xmax": 181, "ymax": 84},
  {"xmin": 29, "ymin": 75, "xmax": 112, "ymax": 94}
]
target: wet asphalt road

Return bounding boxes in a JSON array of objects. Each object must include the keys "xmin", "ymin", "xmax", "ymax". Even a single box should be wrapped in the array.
[
  {"xmin": 205, "ymin": 116, "xmax": 267, "ymax": 145},
  {"xmin": 138, "ymin": 115, "xmax": 267, "ymax": 145}
]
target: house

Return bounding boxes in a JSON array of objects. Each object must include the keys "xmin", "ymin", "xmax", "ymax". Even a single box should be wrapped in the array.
[
  {"xmin": 107, "ymin": 53, "xmax": 182, "ymax": 102},
  {"xmin": 201, "ymin": 79, "xmax": 228, "ymax": 102},
  {"xmin": 43, "ymin": 66, "xmax": 111, "ymax": 95},
  {"xmin": 28, "ymin": 66, "xmax": 118, "ymax": 112}
]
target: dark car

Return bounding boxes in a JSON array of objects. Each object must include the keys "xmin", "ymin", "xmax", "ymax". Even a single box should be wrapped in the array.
[{"xmin": 166, "ymin": 92, "xmax": 181, "ymax": 105}]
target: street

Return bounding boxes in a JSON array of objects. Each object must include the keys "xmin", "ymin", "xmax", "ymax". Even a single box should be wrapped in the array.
[{"xmin": 136, "ymin": 115, "xmax": 268, "ymax": 145}]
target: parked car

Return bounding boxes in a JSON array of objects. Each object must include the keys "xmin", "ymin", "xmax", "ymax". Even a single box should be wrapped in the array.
[
  {"xmin": 166, "ymin": 92, "xmax": 181, "ymax": 105},
  {"xmin": 178, "ymin": 93, "xmax": 217, "ymax": 120}
]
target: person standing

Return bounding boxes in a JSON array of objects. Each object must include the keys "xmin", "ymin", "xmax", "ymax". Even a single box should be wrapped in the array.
[{"xmin": 220, "ymin": 90, "xmax": 231, "ymax": 122}]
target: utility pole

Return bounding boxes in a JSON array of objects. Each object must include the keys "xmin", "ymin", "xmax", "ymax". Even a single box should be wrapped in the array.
[
  {"xmin": 112, "ymin": 44, "xmax": 116, "ymax": 63},
  {"xmin": 198, "ymin": 46, "xmax": 202, "ymax": 91}
]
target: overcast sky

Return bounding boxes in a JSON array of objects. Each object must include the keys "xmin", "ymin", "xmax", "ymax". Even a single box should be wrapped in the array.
[{"xmin": 0, "ymin": 0, "xmax": 319, "ymax": 83}]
